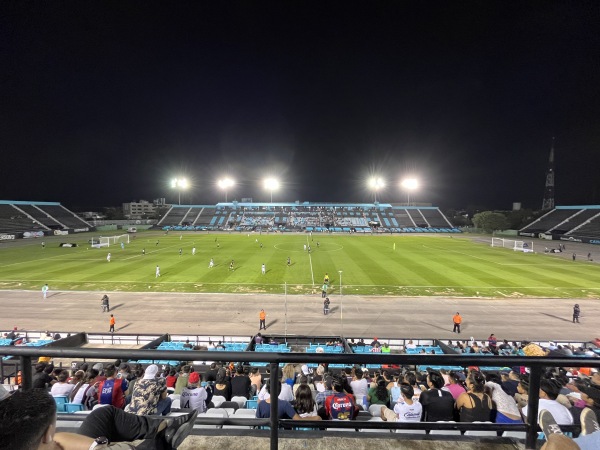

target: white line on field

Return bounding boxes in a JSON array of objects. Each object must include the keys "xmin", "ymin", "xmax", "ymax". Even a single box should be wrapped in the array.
[{"xmin": 307, "ymin": 235, "xmax": 315, "ymax": 286}]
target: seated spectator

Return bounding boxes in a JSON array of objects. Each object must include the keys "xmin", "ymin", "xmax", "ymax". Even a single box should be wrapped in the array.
[
  {"xmin": 249, "ymin": 367, "xmax": 263, "ymax": 395},
  {"xmin": 204, "ymin": 363, "xmax": 219, "ymax": 384},
  {"xmin": 212, "ymin": 368, "xmax": 232, "ymax": 401},
  {"xmin": 166, "ymin": 369, "xmax": 177, "ymax": 391},
  {"xmin": 50, "ymin": 370, "xmax": 76, "ymax": 398},
  {"xmin": 125, "ymin": 364, "xmax": 171, "ymax": 416},
  {"xmin": 485, "ymin": 375, "xmax": 522, "ymax": 424},
  {"xmin": 294, "ymin": 384, "xmax": 319, "ymax": 417},
  {"xmin": 174, "ymin": 365, "xmax": 191, "ymax": 394},
  {"xmin": 522, "ymin": 378, "xmax": 573, "ymax": 425},
  {"xmin": 256, "ymin": 381, "xmax": 321, "ymax": 421},
  {"xmin": 181, "ymin": 371, "xmax": 208, "ymax": 413},
  {"xmin": 444, "ymin": 371, "xmax": 466, "ymax": 400},
  {"xmin": 350, "ymin": 368, "xmax": 369, "ymax": 407},
  {"xmin": 0, "ymin": 388, "xmax": 197, "ymax": 450},
  {"xmin": 324, "ymin": 375, "xmax": 358, "ymax": 420},
  {"xmin": 456, "ymin": 370, "xmax": 493, "ymax": 422},
  {"xmin": 281, "ymin": 364, "xmax": 296, "ymax": 388},
  {"xmin": 231, "ymin": 365, "xmax": 252, "ymax": 399},
  {"xmin": 97, "ymin": 363, "xmax": 128, "ymax": 409},
  {"xmin": 380, "ymin": 384, "xmax": 422, "ymax": 422},
  {"xmin": 254, "ymin": 333, "xmax": 264, "ymax": 345},
  {"xmin": 420, "ymin": 370, "xmax": 455, "ymax": 421},
  {"xmin": 403, "ymin": 371, "xmax": 422, "ymax": 402},
  {"xmin": 367, "ymin": 378, "xmax": 390, "ymax": 406},
  {"xmin": 32, "ymin": 363, "xmax": 54, "ymax": 389}
]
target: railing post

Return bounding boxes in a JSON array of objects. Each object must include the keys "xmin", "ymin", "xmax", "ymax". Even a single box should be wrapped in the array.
[
  {"xmin": 20, "ymin": 356, "xmax": 32, "ymax": 390},
  {"xmin": 269, "ymin": 362, "xmax": 280, "ymax": 450},
  {"xmin": 525, "ymin": 365, "xmax": 542, "ymax": 450}
]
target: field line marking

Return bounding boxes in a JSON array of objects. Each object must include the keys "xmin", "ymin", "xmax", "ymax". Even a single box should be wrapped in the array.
[{"xmin": 307, "ymin": 235, "xmax": 315, "ymax": 286}]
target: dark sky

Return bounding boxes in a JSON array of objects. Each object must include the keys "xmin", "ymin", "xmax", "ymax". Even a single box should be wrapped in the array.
[{"xmin": 2, "ymin": 1, "xmax": 599, "ymax": 211}]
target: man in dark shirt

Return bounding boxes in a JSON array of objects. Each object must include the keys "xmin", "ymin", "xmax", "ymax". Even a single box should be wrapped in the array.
[
  {"xmin": 231, "ymin": 366, "xmax": 252, "ymax": 399},
  {"xmin": 419, "ymin": 370, "xmax": 455, "ymax": 421},
  {"xmin": 32, "ymin": 363, "xmax": 54, "ymax": 389},
  {"xmin": 204, "ymin": 363, "xmax": 219, "ymax": 383},
  {"xmin": 500, "ymin": 372, "xmax": 519, "ymax": 397}
]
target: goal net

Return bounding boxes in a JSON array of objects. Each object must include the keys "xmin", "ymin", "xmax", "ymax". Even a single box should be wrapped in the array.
[
  {"xmin": 491, "ymin": 237, "xmax": 533, "ymax": 252},
  {"xmin": 91, "ymin": 234, "xmax": 130, "ymax": 248}
]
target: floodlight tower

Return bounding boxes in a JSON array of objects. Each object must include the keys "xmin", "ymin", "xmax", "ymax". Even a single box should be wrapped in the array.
[
  {"xmin": 217, "ymin": 177, "xmax": 235, "ymax": 202},
  {"xmin": 368, "ymin": 177, "xmax": 385, "ymax": 203},
  {"xmin": 541, "ymin": 138, "xmax": 555, "ymax": 210},
  {"xmin": 401, "ymin": 178, "xmax": 419, "ymax": 206},
  {"xmin": 171, "ymin": 177, "xmax": 189, "ymax": 205},
  {"xmin": 264, "ymin": 177, "xmax": 280, "ymax": 203}
]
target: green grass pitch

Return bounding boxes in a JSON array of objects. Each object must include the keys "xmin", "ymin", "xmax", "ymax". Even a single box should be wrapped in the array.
[{"xmin": 1, "ymin": 231, "xmax": 599, "ymax": 298}]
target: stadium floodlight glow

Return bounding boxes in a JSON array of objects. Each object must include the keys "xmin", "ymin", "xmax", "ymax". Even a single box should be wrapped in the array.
[
  {"xmin": 217, "ymin": 177, "xmax": 235, "ymax": 202},
  {"xmin": 368, "ymin": 177, "xmax": 385, "ymax": 203},
  {"xmin": 400, "ymin": 178, "xmax": 419, "ymax": 206},
  {"xmin": 171, "ymin": 177, "xmax": 189, "ymax": 205},
  {"xmin": 263, "ymin": 177, "xmax": 280, "ymax": 203}
]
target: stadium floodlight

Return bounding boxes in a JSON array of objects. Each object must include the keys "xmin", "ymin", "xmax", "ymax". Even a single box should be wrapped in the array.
[
  {"xmin": 217, "ymin": 177, "xmax": 235, "ymax": 202},
  {"xmin": 263, "ymin": 177, "xmax": 280, "ymax": 203},
  {"xmin": 171, "ymin": 177, "xmax": 189, "ymax": 205},
  {"xmin": 368, "ymin": 177, "xmax": 385, "ymax": 203},
  {"xmin": 400, "ymin": 178, "xmax": 419, "ymax": 206}
]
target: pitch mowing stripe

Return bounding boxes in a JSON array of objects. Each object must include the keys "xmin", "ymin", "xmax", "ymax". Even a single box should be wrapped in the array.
[
  {"xmin": 4, "ymin": 279, "xmax": 600, "ymax": 290},
  {"xmin": 306, "ymin": 234, "xmax": 315, "ymax": 286}
]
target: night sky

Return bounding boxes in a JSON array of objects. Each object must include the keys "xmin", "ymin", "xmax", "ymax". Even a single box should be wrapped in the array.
[{"xmin": 2, "ymin": 1, "xmax": 599, "ymax": 211}]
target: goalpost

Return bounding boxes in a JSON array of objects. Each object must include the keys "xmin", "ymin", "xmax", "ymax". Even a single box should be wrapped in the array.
[
  {"xmin": 91, "ymin": 234, "xmax": 130, "ymax": 248},
  {"xmin": 491, "ymin": 237, "xmax": 534, "ymax": 252}
]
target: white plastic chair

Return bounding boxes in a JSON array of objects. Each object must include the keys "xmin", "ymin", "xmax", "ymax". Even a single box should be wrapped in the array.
[
  {"xmin": 210, "ymin": 395, "xmax": 227, "ymax": 407},
  {"xmin": 231, "ymin": 396, "xmax": 247, "ymax": 408}
]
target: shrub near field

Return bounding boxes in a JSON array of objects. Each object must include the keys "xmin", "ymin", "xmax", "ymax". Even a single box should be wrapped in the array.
[{"xmin": 1, "ymin": 231, "xmax": 600, "ymax": 298}]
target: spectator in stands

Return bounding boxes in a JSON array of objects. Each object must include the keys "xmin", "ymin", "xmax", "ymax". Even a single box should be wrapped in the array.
[
  {"xmin": 32, "ymin": 362, "xmax": 54, "ymax": 389},
  {"xmin": 294, "ymin": 383, "xmax": 319, "ymax": 417},
  {"xmin": 324, "ymin": 375, "xmax": 358, "ymax": 420},
  {"xmin": 484, "ymin": 374, "xmax": 522, "ymax": 424},
  {"xmin": 256, "ymin": 381, "xmax": 321, "ymax": 421},
  {"xmin": 249, "ymin": 367, "xmax": 262, "ymax": 395},
  {"xmin": 71, "ymin": 369, "xmax": 99, "ymax": 409},
  {"xmin": 350, "ymin": 368, "xmax": 369, "ymax": 408},
  {"xmin": 166, "ymin": 369, "xmax": 177, "ymax": 392},
  {"xmin": 419, "ymin": 370, "xmax": 455, "ymax": 421},
  {"xmin": 315, "ymin": 376, "xmax": 336, "ymax": 409},
  {"xmin": 204, "ymin": 363, "xmax": 219, "ymax": 384},
  {"xmin": 125, "ymin": 364, "xmax": 171, "ymax": 416},
  {"xmin": 174, "ymin": 365, "xmax": 192, "ymax": 394},
  {"xmin": 456, "ymin": 370, "xmax": 492, "ymax": 422},
  {"xmin": 522, "ymin": 378, "xmax": 573, "ymax": 425},
  {"xmin": 500, "ymin": 371, "xmax": 519, "ymax": 397},
  {"xmin": 444, "ymin": 371, "xmax": 466, "ymax": 400},
  {"xmin": 380, "ymin": 384, "xmax": 423, "ymax": 423},
  {"xmin": 367, "ymin": 378, "xmax": 390, "ymax": 407},
  {"xmin": 97, "ymin": 363, "xmax": 128, "ymax": 409},
  {"xmin": 282, "ymin": 364, "xmax": 296, "ymax": 388},
  {"xmin": 254, "ymin": 332, "xmax": 264, "ymax": 345},
  {"xmin": 50, "ymin": 369, "xmax": 76, "ymax": 398},
  {"xmin": 212, "ymin": 368, "xmax": 232, "ymax": 401},
  {"xmin": 0, "ymin": 388, "xmax": 197, "ymax": 450},
  {"xmin": 403, "ymin": 372, "xmax": 422, "ymax": 402},
  {"xmin": 180, "ymin": 371, "xmax": 208, "ymax": 413},
  {"xmin": 231, "ymin": 365, "xmax": 252, "ymax": 399}
]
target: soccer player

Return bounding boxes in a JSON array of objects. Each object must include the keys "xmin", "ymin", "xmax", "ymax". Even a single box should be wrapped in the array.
[
  {"xmin": 42, "ymin": 284, "xmax": 49, "ymax": 299},
  {"xmin": 41, "ymin": 241, "xmax": 45, "ymax": 248},
  {"xmin": 120, "ymin": 242, "xmax": 125, "ymax": 250},
  {"xmin": 192, "ymin": 247, "xmax": 196, "ymax": 256},
  {"xmin": 261, "ymin": 263, "xmax": 266, "ymax": 275},
  {"xmin": 142, "ymin": 248, "xmax": 146, "ymax": 255},
  {"xmin": 107, "ymin": 252, "xmax": 111, "ymax": 263},
  {"xmin": 179, "ymin": 248, "xmax": 182, "ymax": 257},
  {"xmin": 209, "ymin": 258, "xmax": 214, "ymax": 268},
  {"xmin": 229, "ymin": 260, "xmax": 234, "ymax": 271},
  {"xmin": 155, "ymin": 265, "xmax": 161, "ymax": 278},
  {"xmin": 324, "ymin": 273, "xmax": 330, "ymax": 285},
  {"xmin": 287, "ymin": 256, "xmax": 291, "ymax": 266}
]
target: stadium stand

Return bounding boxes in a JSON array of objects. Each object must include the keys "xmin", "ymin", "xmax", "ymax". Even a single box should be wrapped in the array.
[
  {"xmin": 520, "ymin": 205, "xmax": 600, "ymax": 241},
  {"xmin": 0, "ymin": 201, "xmax": 91, "ymax": 234}
]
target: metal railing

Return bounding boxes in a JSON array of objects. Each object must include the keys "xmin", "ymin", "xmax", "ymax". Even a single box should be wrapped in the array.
[{"xmin": 1, "ymin": 346, "xmax": 598, "ymax": 450}]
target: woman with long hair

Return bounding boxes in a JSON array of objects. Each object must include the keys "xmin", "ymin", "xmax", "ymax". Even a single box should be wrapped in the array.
[
  {"xmin": 455, "ymin": 370, "xmax": 493, "ymax": 422},
  {"xmin": 294, "ymin": 384, "xmax": 318, "ymax": 417},
  {"xmin": 212, "ymin": 368, "xmax": 232, "ymax": 401},
  {"xmin": 367, "ymin": 377, "xmax": 390, "ymax": 406}
]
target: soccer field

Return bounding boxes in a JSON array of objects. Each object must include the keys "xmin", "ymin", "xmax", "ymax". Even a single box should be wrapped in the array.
[{"xmin": 1, "ymin": 231, "xmax": 599, "ymax": 298}]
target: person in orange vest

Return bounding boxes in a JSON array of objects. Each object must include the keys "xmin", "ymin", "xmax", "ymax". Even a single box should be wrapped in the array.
[
  {"xmin": 109, "ymin": 314, "xmax": 116, "ymax": 333},
  {"xmin": 453, "ymin": 312, "xmax": 462, "ymax": 333},
  {"xmin": 259, "ymin": 309, "xmax": 267, "ymax": 330}
]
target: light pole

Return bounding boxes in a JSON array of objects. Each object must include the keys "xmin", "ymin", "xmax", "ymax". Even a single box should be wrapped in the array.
[
  {"xmin": 217, "ymin": 178, "xmax": 235, "ymax": 202},
  {"xmin": 171, "ymin": 177, "xmax": 189, "ymax": 205},
  {"xmin": 263, "ymin": 178, "xmax": 280, "ymax": 203},
  {"xmin": 338, "ymin": 270, "xmax": 343, "ymax": 336},
  {"xmin": 401, "ymin": 178, "xmax": 419, "ymax": 206},
  {"xmin": 368, "ymin": 177, "xmax": 385, "ymax": 203}
]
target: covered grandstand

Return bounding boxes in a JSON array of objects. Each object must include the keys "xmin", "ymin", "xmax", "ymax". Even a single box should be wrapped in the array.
[{"xmin": 520, "ymin": 205, "xmax": 600, "ymax": 244}]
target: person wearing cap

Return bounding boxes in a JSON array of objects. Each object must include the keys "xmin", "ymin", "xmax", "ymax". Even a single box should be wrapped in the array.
[
  {"xmin": 125, "ymin": 364, "xmax": 171, "ymax": 416},
  {"xmin": 419, "ymin": 369, "xmax": 455, "ymax": 421},
  {"xmin": 180, "ymin": 371, "xmax": 208, "ymax": 413},
  {"xmin": 0, "ymin": 388, "xmax": 198, "ymax": 450}
]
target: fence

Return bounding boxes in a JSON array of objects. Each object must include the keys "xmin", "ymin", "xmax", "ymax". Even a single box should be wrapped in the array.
[{"xmin": 1, "ymin": 346, "xmax": 598, "ymax": 450}]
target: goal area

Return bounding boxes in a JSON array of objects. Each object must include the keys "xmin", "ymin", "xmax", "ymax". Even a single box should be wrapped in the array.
[
  {"xmin": 91, "ymin": 234, "xmax": 130, "ymax": 248},
  {"xmin": 491, "ymin": 237, "xmax": 533, "ymax": 252}
]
